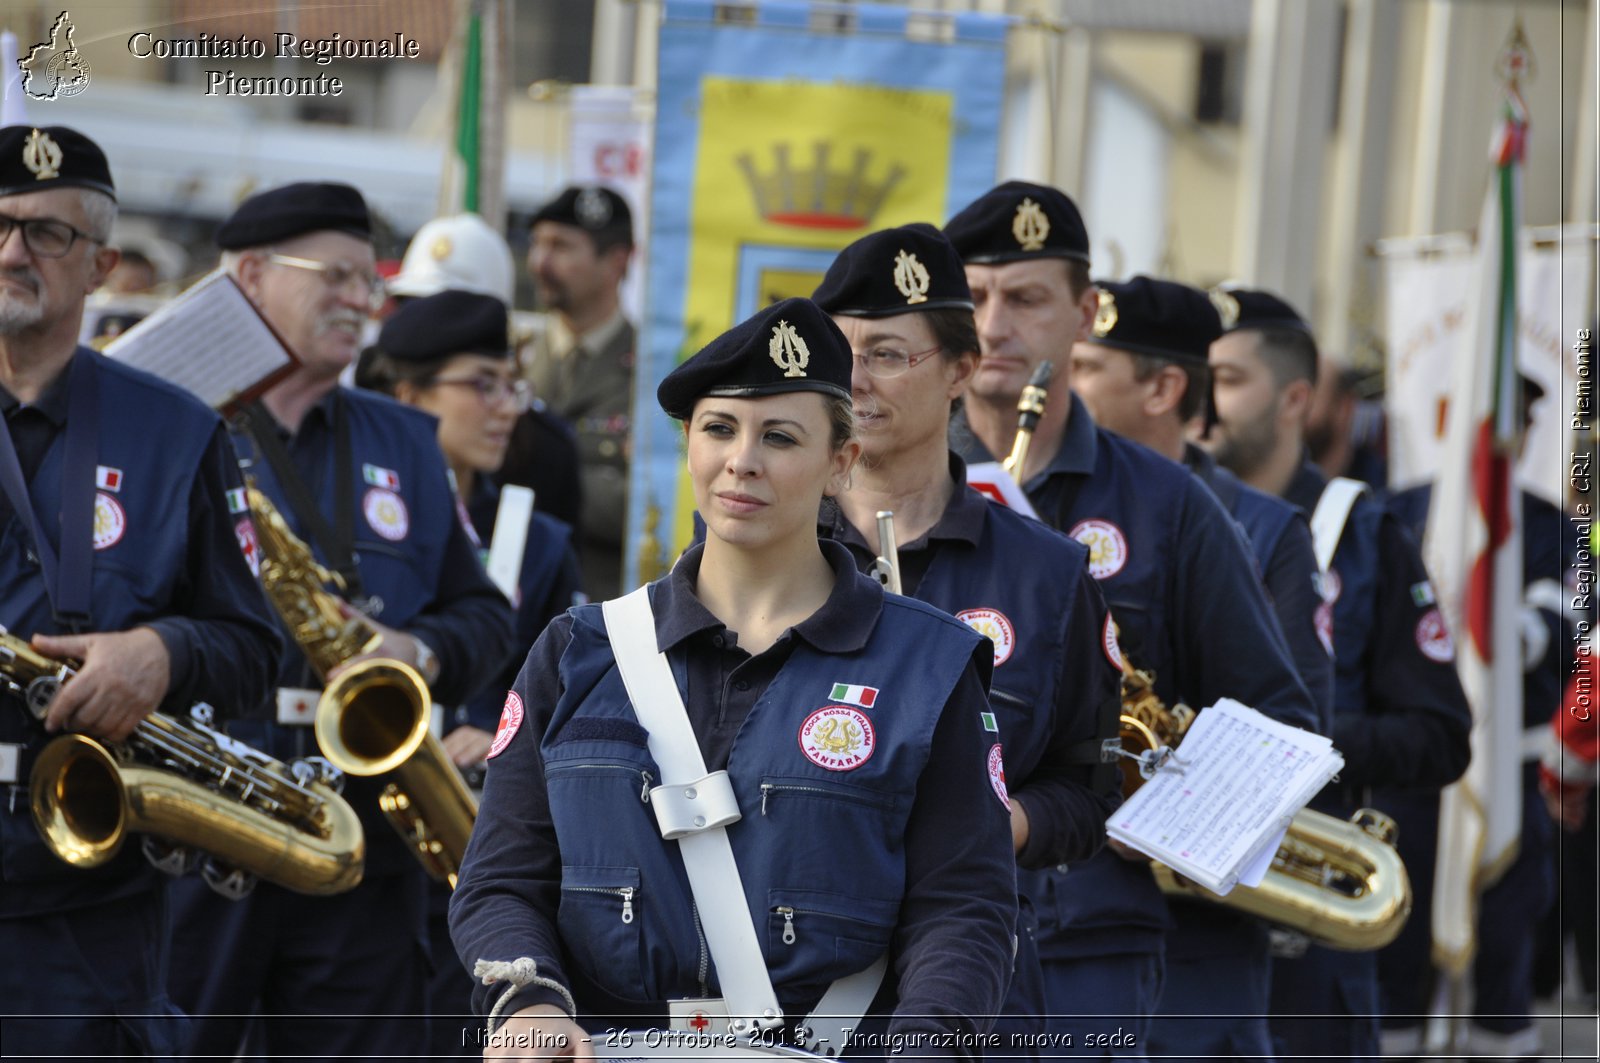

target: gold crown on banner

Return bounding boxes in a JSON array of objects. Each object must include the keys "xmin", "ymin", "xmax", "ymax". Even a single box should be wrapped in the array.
[{"xmin": 736, "ymin": 142, "xmax": 905, "ymax": 231}]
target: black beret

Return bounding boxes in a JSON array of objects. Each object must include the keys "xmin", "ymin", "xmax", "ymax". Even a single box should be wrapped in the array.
[
  {"xmin": 658, "ymin": 298, "xmax": 851, "ymax": 420},
  {"xmin": 944, "ymin": 180, "xmax": 1090, "ymax": 265},
  {"xmin": 531, "ymin": 185, "xmax": 633, "ymax": 245},
  {"xmin": 216, "ymin": 181, "xmax": 371, "ymax": 250},
  {"xmin": 1087, "ymin": 276, "xmax": 1221, "ymax": 364},
  {"xmin": 1211, "ymin": 286, "xmax": 1312, "ymax": 335},
  {"xmin": 812, "ymin": 223, "xmax": 972, "ymax": 317},
  {"xmin": 377, "ymin": 290, "xmax": 509, "ymax": 362},
  {"xmin": 0, "ymin": 126, "xmax": 114, "ymax": 201}
]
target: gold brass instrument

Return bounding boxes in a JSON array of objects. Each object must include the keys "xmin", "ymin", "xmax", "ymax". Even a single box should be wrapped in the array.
[
  {"xmin": 1111, "ymin": 634, "xmax": 1411, "ymax": 950},
  {"xmin": 869, "ymin": 511, "xmax": 903, "ymax": 594},
  {"xmin": 3, "ymin": 630, "xmax": 364, "ymax": 897},
  {"xmin": 1002, "ymin": 362, "xmax": 1053, "ymax": 478},
  {"xmin": 245, "ymin": 482, "xmax": 477, "ymax": 886}
]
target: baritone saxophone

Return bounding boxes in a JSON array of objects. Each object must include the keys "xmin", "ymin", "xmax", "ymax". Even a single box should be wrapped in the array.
[{"xmin": 1111, "ymin": 630, "xmax": 1411, "ymax": 950}]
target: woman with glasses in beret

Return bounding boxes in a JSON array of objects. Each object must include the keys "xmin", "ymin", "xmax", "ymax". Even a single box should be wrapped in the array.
[
  {"xmin": 361, "ymin": 288, "xmax": 586, "ymax": 1055},
  {"xmin": 451, "ymin": 297, "xmax": 1016, "ymax": 1060},
  {"xmin": 813, "ymin": 224, "xmax": 1122, "ymax": 1051}
]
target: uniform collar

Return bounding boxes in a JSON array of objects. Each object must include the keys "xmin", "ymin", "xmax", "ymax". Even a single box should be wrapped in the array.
[
  {"xmin": 653, "ymin": 539, "xmax": 882, "ymax": 655},
  {"xmin": 823, "ymin": 451, "xmax": 988, "ymax": 551},
  {"xmin": 1182, "ymin": 441, "xmax": 1217, "ymax": 479},
  {"xmin": 548, "ymin": 309, "xmax": 628, "ymax": 360},
  {"xmin": 948, "ymin": 390, "xmax": 1098, "ymax": 484},
  {"xmin": 1284, "ymin": 457, "xmax": 1328, "ymax": 513},
  {"xmin": 0, "ymin": 351, "xmax": 78, "ymax": 426}
]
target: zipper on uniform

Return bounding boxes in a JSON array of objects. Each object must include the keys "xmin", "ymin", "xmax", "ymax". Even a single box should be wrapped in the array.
[
  {"xmin": 567, "ymin": 884, "xmax": 635, "ymax": 923},
  {"xmin": 760, "ymin": 781, "xmax": 845, "ymax": 814},
  {"xmin": 775, "ymin": 906, "xmax": 796, "ymax": 945},
  {"xmin": 547, "ymin": 763, "xmax": 653, "ymax": 805}
]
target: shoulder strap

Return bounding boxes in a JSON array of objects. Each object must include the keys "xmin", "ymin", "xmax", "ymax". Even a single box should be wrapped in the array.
[
  {"xmin": 602, "ymin": 588, "xmax": 886, "ymax": 1053},
  {"xmin": 602, "ymin": 589, "xmax": 785, "ymax": 1038},
  {"xmin": 485, "ymin": 485, "xmax": 536, "ymax": 601},
  {"xmin": 1310, "ymin": 477, "xmax": 1369, "ymax": 573}
]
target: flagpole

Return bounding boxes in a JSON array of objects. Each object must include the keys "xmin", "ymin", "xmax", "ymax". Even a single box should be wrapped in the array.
[{"xmin": 1423, "ymin": 18, "xmax": 1533, "ymax": 1050}]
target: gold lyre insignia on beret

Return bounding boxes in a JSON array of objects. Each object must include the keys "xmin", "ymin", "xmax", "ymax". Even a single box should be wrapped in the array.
[
  {"xmin": 769, "ymin": 320, "xmax": 810, "ymax": 378},
  {"xmin": 22, "ymin": 129, "xmax": 62, "ymax": 181},
  {"xmin": 429, "ymin": 235, "xmax": 453, "ymax": 261},
  {"xmin": 1012, "ymin": 197, "xmax": 1049, "ymax": 251},
  {"xmin": 893, "ymin": 250, "xmax": 930, "ymax": 305},
  {"xmin": 1093, "ymin": 289, "xmax": 1118, "ymax": 337},
  {"xmin": 1208, "ymin": 288, "xmax": 1240, "ymax": 330}
]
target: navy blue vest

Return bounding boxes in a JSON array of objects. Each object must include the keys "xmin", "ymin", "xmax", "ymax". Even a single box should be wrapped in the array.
[
  {"xmin": 542, "ymin": 587, "xmax": 982, "ymax": 1009},
  {"xmin": 228, "ymin": 387, "xmax": 466, "ymax": 875},
  {"xmin": 914, "ymin": 503, "xmax": 1105, "ymax": 789},
  {"xmin": 0, "ymin": 351, "xmax": 231, "ymax": 907}
]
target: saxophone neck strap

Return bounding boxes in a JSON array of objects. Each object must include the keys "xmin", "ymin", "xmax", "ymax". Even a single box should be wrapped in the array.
[
  {"xmin": 0, "ymin": 350, "xmax": 97, "ymax": 629},
  {"xmin": 236, "ymin": 395, "xmax": 362, "ymax": 598}
]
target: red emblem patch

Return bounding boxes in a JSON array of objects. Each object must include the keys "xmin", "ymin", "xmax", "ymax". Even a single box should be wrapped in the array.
[
  {"xmin": 798, "ymin": 705, "xmax": 876, "ymax": 771},
  {"xmin": 235, "ymin": 517, "xmax": 260, "ymax": 577},
  {"xmin": 987, "ymin": 743, "xmax": 1010, "ymax": 809},
  {"xmin": 488, "ymin": 691, "xmax": 525, "ymax": 759},
  {"xmin": 1068, "ymin": 518, "xmax": 1129, "ymax": 580},
  {"xmin": 1102, "ymin": 614, "xmax": 1125, "ymax": 672},
  {"xmin": 1415, "ymin": 608, "xmax": 1455, "ymax": 663},
  {"xmin": 957, "ymin": 607, "xmax": 1015, "ymax": 667}
]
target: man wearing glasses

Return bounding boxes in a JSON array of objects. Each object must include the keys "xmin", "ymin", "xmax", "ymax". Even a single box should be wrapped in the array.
[
  {"xmin": 166, "ymin": 182, "xmax": 514, "ymax": 1058},
  {"xmin": 0, "ymin": 126, "xmax": 283, "ymax": 1056}
]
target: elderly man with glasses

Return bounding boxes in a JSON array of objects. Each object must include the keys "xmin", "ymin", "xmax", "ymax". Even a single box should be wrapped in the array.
[
  {"xmin": 166, "ymin": 182, "xmax": 514, "ymax": 1059},
  {"xmin": 0, "ymin": 124, "xmax": 284, "ymax": 1059}
]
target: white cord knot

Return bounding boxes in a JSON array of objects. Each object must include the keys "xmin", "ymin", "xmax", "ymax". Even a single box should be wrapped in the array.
[{"xmin": 474, "ymin": 956, "xmax": 578, "ymax": 1033}]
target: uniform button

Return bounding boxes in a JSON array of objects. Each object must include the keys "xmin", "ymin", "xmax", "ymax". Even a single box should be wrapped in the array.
[
  {"xmin": 711, "ymin": 635, "xmax": 724, "ymax": 649},
  {"xmin": 735, "ymin": 680, "xmax": 750, "ymax": 692},
  {"xmin": 599, "ymin": 440, "xmax": 618, "ymax": 458}
]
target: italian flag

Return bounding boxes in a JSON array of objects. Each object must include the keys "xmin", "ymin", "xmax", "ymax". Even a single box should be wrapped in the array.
[
  {"xmin": 438, "ymin": 0, "xmax": 506, "ymax": 222},
  {"xmin": 1424, "ymin": 56, "xmax": 1528, "ymax": 975},
  {"xmin": 830, "ymin": 683, "xmax": 878, "ymax": 709}
]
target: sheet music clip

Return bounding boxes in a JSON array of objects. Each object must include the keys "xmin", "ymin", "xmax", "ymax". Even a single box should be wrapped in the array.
[
  {"xmin": 1136, "ymin": 745, "xmax": 1187, "ymax": 781},
  {"xmin": 1105, "ymin": 742, "xmax": 1188, "ymax": 780}
]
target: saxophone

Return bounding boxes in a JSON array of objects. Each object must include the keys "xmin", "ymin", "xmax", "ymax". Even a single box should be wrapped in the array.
[
  {"xmin": 246, "ymin": 481, "xmax": 477, "ymax": 887},
  {"xmin": 1112, "ymin": 636, "xmax": 1411, "ymax": 950},
  {"xmin": 1002, "ymin": 361, "xmax": 1053, "ymax": 478},
  {"xmin": 5, "ymin": 631, "xmax": 364, "ymax": 897}
]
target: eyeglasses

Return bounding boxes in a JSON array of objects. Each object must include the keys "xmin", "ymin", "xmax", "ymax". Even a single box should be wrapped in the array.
[
  {"xmin": 428, "ymin": 374, "xmax": 532, "ymax": 412},
  {"xmin": 853, "ymin": 343, "xmax": 943, "ymax": 380},
  {"xmin": 265, "ymin": 253, "xmax": 386, "ymax": 310},
  {"xmin": 0, "ymin": 212, "xmax": 102, "ymax": 258}
]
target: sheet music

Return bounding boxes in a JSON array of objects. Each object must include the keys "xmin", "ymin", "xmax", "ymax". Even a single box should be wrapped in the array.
[
  {"xmin": 102, "ymin": 270, "xmax": 294, "ymax": 411},
  {"xmin": 1107, "ymin": 698, "xmax": 1343, "ymax": 895}
]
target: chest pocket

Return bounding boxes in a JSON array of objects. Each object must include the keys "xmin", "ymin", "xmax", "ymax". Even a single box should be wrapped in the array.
[{"xmin": 350, "ymin": 539, "xmax": 429, "ymax": 625}]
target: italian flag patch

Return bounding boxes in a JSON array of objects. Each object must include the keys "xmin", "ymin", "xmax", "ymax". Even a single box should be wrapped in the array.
[
  {"xmin": 829, "ymin": 682, "xmax": 878, "ymax": 708},
  {"xmin": 362, "ymin": 464, "xmax": 400, "ymax": 490},
  {"xmin": 225, "ymin": 487, "xmax": 248, "ymax": 515}
]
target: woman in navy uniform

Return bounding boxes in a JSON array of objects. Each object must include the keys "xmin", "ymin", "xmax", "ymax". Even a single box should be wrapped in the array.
[
  {"xmin": 451, "ymin": 298, "xmax": 1017, "ymax": 1059},
  {"xmin": 811, "ymin": 224, "xmax": 1122, "ymax": 1047},
  {"xmin": 363, "ymin": 288, "xmax": 584, "ymax": 1055},
  {"xmin": 0, "ymin": 125, "xmax": 282, "ymax": 1057}
]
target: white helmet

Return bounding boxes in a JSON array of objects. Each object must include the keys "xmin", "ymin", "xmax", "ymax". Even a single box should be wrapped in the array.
[{"xmin": 390, "ymin": 214, "xmax": 516, "ymax": 304}]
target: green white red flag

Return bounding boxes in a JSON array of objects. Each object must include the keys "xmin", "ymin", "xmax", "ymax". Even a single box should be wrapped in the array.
[{"xmin": 1424, "ymin": 34, "xmax": 1530, "ymax": 975}]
